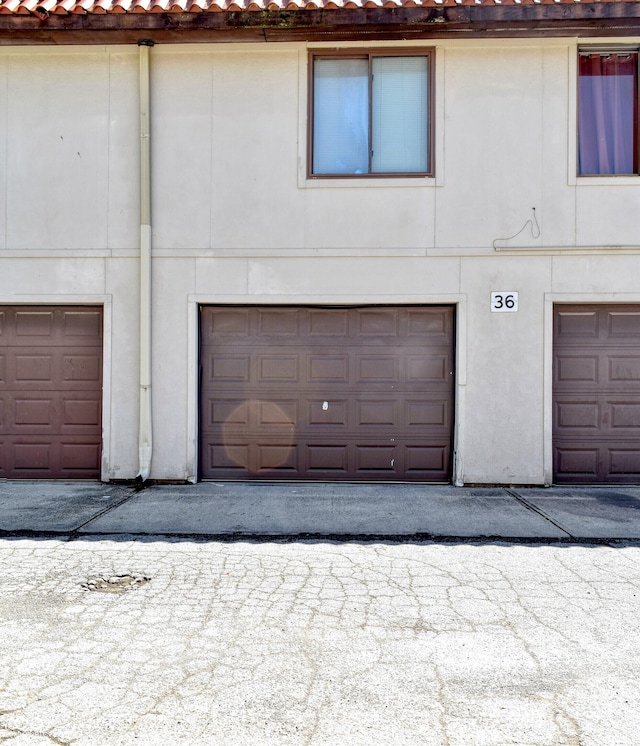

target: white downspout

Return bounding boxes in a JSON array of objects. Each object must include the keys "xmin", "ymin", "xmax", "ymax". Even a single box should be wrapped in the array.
[{"xmin": 137, "ymin": 39, "xmax": 154, "ymax": 481}]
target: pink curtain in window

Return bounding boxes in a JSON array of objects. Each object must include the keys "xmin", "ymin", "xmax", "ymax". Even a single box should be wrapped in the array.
[{"xmin": 578, "ymin": 53, "xmax": 638, "ymax": 175}]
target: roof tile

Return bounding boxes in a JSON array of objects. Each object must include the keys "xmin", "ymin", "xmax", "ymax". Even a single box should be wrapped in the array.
[{"xmin": 0, "ymin": 0, "xmax": 629, "ymax": 15}]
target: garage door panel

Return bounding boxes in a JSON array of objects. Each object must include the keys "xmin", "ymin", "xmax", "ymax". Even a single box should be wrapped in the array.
[
  {"xmin": 208, "ymin": 354, "xmax": 454, "ymax": 389},
  {"xmin": 610, "ymin": 402, "xmax": 640, "ymax": 429},
  {"xmin": 61, "ymin": 441, "xmax": 101, "ymax": 473},
  {"xmin": 209, "ymin": 355, "xmax": 249, "ymax": 382},
  {"xmin": 406, "ymin": 399, "xmax": 450, "ymax": 427},
  {"xmin": 0, "ymin": 306, "xmax": 102, "ymax": 479},
  {"xmin": 355, "ymin": 444, "xmax": 396, "ymax": 473},
  {"xmin": 206, "ymin": 308, "xmax": 251, "ymax": 337},
  {"xmin": 13, "ymin": 441, "xmax": 52, "ymax": 472},
  {"xmin": 62, "ymin": 397, "xmax": 101, "ymax": 428},
  {"xmin": 556, "ymin": 397, "xmax": 640, "ymax": 433},
  {"xmin": 207, "ymin": 399, "xmax": 248, "ymax": 426},
  {"xmin": 407, "ymin": 308, "xmax": 453, "ymax": 339},
  {"xmin": 4, "ymin": 391, "xmax": 101, "ymax": 432},
  {"xmin": 204, "ymin": 394, "xmax": 452, "ymax": 433},
  {"xmin": 201, "ymin": 437, "xmax": 452, "ymax": 481},
  {"xmin": 205, "ymin": 397, "xmax": 300, "ymax": 428},
  {"xmin": 63, "ymin": 353, "xmax": 101, "ymax": 383},
  {"xmin": 357, "ymin": 400, "xmax": 397, "ymax": 426},
  {"xmin": 206, "ymin": 347, "xmax": 453, "ymax": 389},
  {"xmin": 556, "ymin": 444, "xmax": 640, "ymax": 483},
  {"xmin": 308, "ymin": 355, "xmax": 349, "ymax": 383},
  {"xmin": 3, "ymin": 310, "xmax": 102, "ymax": 346},
  {"xmin": 405, "ymin": 445, "xmax": 449, "ymax": 474},
  {"xmin": 256, "ymin": 443, "xmax": 298, "ymax": 472},
  {"xmin": 555, "ymin": 399, "xmax": 601, "ymax": 430},
  {"xmin": 206, "ymin": 442, "xmax": 250, "ymax": 473},
  {"xmin": 258, "ymin": 355, "xmax": 298, "ymax": 382},
  {"xmin": 9, "ymin": 438, "xmax": 101, "ymax": 477},
  {"xmin": 554, "ymin": 446, "xmax": 600, "ymax": 480},
  {"xmin": 2, "ymin": 352, "xmax": 101, "ymax": 390},
  {"xmin": 15, "ymin": 311, "xmax": 55, "ymax": 338},
  {"xmin": 7, "ymin": 394, "xmax": 54, "ymax": 432},
  {"xmin": 554, "ymin": 304, "xmax": 640, "ymax": 484},
  {"xmin": 14, "ymin": 354, "xmax": 53, "ymax": 384},
  {"xmin": 555, "ymin": 355, "xmax": 600, "ymax": 385},
  {"xmin": 555, "ymin": 354, "xmax": 640, "ymax": 390},
  {"xmin": 202, "ymin": 441, "xmax": 299, "ymax": 475},
  {"xmin": 608, "ymin": 449, "xmax": 640, "ymax": 476},
  {"xmin": 309, "ymin": 400, "xmax": 348, "ymax": 426},
  {"xmin": 258, "ymin": 309, "xmax": 301, "ymax": 335},
  {"xmin": 608, "ymin": 356, "xmax": 640, "ymax": 382},
  {"xmin": 62, "ymin": 311, "xmax": 103, "ymax": 339},
  {"xmin": 256, "ymin": 400, "xmax": 297, "ymax": 426},
  {"xmin": 555, "ymin": 310, "xmax": 598, "ymax": 340},
  {"xmin": 357, "ymin": 309, "xmax": 399, "ymax": 336},
  {"xmin": 307, "ymin": 445, "xmax": 348, "ymax": 473},
  {"xmin": 406, "ymin": 354, "xmax": 450, "ymax": 384},
  {"xmin": 200, "ymin": 306, "xmax": 454, "ymax": 482},
  {"xmin": 14, "ymin": 398, "xmax": 55, "ymax": 428},
  {"xmin": 9, "ymin": 439, "xmax": 101, "ymax": 476},
  {"xmin": 607, "ymin": 311, "xmax": 640, "ymax": 337},
  {"xmin": 357, "ymin": 356, "xmax": 397, "ymax": 382},
  {"xmin": 309, "ymin": 310, "xmax": 348, "ymax": 336}
]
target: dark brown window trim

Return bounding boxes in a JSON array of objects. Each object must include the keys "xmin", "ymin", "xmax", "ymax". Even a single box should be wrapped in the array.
[{"xmin": 307, "ymin": 47, "xmax": 435, "ymax": 180}]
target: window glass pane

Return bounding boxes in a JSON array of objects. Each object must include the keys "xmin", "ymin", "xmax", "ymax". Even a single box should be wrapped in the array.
[
  {"xmin": 578, "ymin": 52, "xmax": 638, "ymax": 175},
  {"xmin": 372, "ymin": 56, "xmax": 428, "ymax": 174},
  {"xmin": 313, "ymin": 58, "xmax": 369, "ymax": 175}
]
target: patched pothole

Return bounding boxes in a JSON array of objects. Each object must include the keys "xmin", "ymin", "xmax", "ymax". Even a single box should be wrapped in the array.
[{"xmin": 82, "ymin": 575, "xmax": 150, "ymax": 593}]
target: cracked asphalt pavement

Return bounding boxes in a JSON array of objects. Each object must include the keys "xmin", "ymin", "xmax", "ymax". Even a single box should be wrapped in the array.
[{"xmin": 1, "ymin": 537, "xmax": 640, "ymax": 745}]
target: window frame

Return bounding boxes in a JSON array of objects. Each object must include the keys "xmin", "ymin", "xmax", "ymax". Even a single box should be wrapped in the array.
[
  {"xmin": 307, "ymin": 48, "xmax": 435, "ymax": 180},
  {"xmin": 576, "ymin": 45, "xmax": 640, "ymax": 178}
]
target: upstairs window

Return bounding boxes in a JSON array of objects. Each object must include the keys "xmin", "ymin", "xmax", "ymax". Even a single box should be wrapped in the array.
[
  {"xmin": 578, "ymin": 50, "xmax": 639, "ymax": 175},
  {"xmin": 309, "ymin": 50, "xmax": 433, "ymax": 177}
]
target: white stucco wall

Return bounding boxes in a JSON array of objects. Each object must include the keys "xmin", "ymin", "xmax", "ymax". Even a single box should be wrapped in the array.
[{"xmin": 1, "ymin": 38, "xmax": 639, "ymax": 483}]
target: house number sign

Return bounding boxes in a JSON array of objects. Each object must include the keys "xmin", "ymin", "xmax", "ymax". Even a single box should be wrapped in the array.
[{"xmin": 491, "ymin": 292, "xmax": 519, "ymax": 312}]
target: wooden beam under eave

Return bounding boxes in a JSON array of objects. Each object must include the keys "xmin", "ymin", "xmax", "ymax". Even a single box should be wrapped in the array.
[{"xmin": 1, "ymin": 6, "xmax": 640, "ymax": 45}]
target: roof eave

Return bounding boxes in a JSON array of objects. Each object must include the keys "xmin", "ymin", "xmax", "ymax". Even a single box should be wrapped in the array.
[{"xmin": 1, "ymin": 4, "xmax": 640, "ymax": 44}]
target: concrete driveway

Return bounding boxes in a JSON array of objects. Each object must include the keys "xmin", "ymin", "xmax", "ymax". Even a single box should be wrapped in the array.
[{"xmin": 3, "ymin": 481, "xmax": 640, "ymax": 539}]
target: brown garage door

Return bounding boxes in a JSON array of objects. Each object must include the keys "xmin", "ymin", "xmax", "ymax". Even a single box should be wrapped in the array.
[
  {"xmin": 0, "ymin": 306, "xmax": 103, "ymax": 479},
  {"xmin": 554, "ymin": 304, "xmax": 640, "ymax": 483},
  {"xmin": 200, "ymin": 306, "xmax": 455, "ymax": 481}
]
